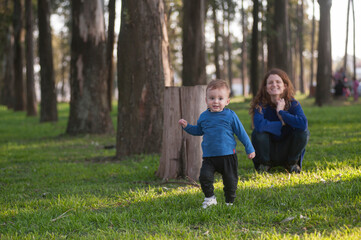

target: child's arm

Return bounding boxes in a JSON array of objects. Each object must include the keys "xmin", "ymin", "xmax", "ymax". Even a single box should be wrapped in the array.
[{"xmin": 178, "ymin": 119, "xmax": 203, "ymax": 136}]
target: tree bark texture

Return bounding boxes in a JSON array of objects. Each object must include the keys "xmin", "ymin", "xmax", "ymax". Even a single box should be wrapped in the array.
[
  {"xmin": 1, "ymin": 22, "xmax": 15, "ymax": 109},
  {"xmin": 161, "ymin": 1, "xmax": 173, "ymax": 87},
  {"xmin": 25, "ymin": 0, "xmax": 37, "ymax": 116},
  {"xmin": 106, "ymin": 0, "xmax": 115, "ymax": 111},
  {"xmin": 266, "ymin": 0, "xmax": 275, "ymax": 71},
  {"xmin": 156, "ymin": 86, "xmax": 207, "ymax": 180},
  {"xmin": 38, "ymin": 0, "xmax": 58, "ymax": 122},
  {"xmin": 116, "ymin": 0, "xmax": 166, "ymax": 156},
  {"xmin": 182, "ymin": 0, "xmax": 207, "ymax": 86},
  {"xmin": 212, "ymin": 1, "xmax": 221, "ymax": 79},
  {"xmin": 250, "ymin": 0, "xmax": 259, "ymax": 97},
  {"xmin": 343, "ymin": 0, "xmax": 350, "ymax": 72},
  {"xmin": 309, "ymin": 0, "xmax": 316, "ymax": 96},
  {"xmin": 13, "ymin": 0, "xmax": 26, "ymax": 111},
  {"xmin": 273, "ymin": 0, "xmax": 291, "ymax": 77},
  {"xmin": 351, "ymin": 0, "xmax": 355, "ymax": 79},
  {"xmin": 298, "ymin": 0, "xmax": 305, "ymax": 93},
  {"xmin": 67, "ymin": 0, "xmax": 113, "ymax": 134},
  {"xmin": 316, "ymin": 0, "xmax": 332, "ymax": 106},
  {"xmin": 241, "ymin": 0, "xmax": 249, "ymax": 97}
]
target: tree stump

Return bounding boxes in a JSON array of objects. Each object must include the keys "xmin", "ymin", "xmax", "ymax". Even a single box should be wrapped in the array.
[{"xmin": 156, "ymin": 85, "xmax": 207, "ymax": 181}]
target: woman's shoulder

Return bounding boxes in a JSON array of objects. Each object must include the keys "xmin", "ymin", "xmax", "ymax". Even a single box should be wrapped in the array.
[{"xmin": 289, "ymin": 99, "xmax": 303, "ymax": 109}]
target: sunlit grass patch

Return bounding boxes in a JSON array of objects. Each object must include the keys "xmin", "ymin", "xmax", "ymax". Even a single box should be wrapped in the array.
[{"xmin": 1, "ymin": 100, "xmax": 361, "ymax": 239}]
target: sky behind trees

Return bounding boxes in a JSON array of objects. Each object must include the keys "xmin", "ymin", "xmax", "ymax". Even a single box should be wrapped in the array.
[{"xmin": 309, "ymin": 0, "xmax": 360, "ymax": 59}]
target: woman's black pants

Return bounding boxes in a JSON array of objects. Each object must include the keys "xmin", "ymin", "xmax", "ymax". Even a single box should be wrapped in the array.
[{"xmin": 251, "ymin": 129, "xmax": 310, "ymax": 170}]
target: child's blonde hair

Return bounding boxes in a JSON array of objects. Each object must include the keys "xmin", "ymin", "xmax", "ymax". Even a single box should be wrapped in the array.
[{"xmin": 206, "ymin": 79, "xmax": 230, "ymax": 97}]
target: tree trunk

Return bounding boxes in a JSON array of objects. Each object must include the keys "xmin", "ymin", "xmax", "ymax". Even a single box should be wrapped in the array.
[
  {"xmin": 25, "ymin": 0, "xmax": 37, "ymax": 116},
  {"xmin": 116, "ymin": 0, "xmax": 166, "ymax": 157},
  {"xmin": 226, "ymin": 10, "xmax": 233, "ymax": 96},
  {"xmin": 1, "ymin": 2, "xmax": 15, "ymax": 109},
  {"xmin": 67, "ymin": 0, "xmax": 113, "ymax": 134},
  {"xmin": 156, "ymin": 86, "xmax": 207, "ymax": 180},
  {"xmin": 343, "ymin": 0, "xmax": 350, "ymax": 71},
  {"xmin": 212, "ymin": 1, "xmax": 221, "ymax": 79},
  {"xmin": 351, "ymin": 0, "xmax": 356, "ymax": 79},
  {"xmin": 260, "ymin": 1, "xmax": 265, "ymax": 79},
  {"xmin": 13, "ymin": 0, "xmax": 26, "ymax": 111},
  {"xmin": 250, "ymin": 0, "xmax": 259, "ymax": 97},
  {"xmin": 298, "ymin": 0, "xmax": 305, "ymax": 93},
  {"xmin": 161, "ymin": 0, "xmax": 173, "ymax": 87},
  {"xmin": 182, "ymin": 0, "xmax": 207, "ymax": 86},
  {"xmin": 273, "ymin": 0, "xmax": 291, "ymax": 76},
  {"xmin": 316, "ymin": 0, "xmax": 332, "ymax": 106},
  {"xmin": 106, "ymin": 0, "xmax": 115, "ymax": 111},
  {"xmin": 266, "ymin": 0, "xmax": 275, "ymax": 70},
  {"xmin": 309, "ymin": 0, "xmax": 316, "ymax": 96},
  {"xmin": 38, "ymin": 0, "xmax": 58, "ymax": 122},
  {"xmin": 241, "ymin": 0, "xmax": 248, "ymax": 97}
]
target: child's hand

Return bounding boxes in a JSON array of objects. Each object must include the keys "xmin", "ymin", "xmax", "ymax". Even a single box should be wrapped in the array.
[
  {"xmin": 178, "ymin": 119, "xmax": 188, "ymax": 128},
  {"xmin": 247, "ymin": 152, "xmax": 255, "ymax": 159}
]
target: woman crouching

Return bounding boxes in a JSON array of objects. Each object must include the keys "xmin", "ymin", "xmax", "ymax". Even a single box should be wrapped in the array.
[{"xmin": 249, "ymin": 68, "xmax": 310, "ymax": 173}]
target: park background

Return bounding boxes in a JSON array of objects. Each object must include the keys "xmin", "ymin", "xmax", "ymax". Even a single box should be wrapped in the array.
[{"xmin": 1, "ymin": 0, "xmax": 361, "ymax": 239}]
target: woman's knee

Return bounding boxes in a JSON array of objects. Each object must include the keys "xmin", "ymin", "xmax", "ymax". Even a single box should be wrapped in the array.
[
  {"xmin": 252, "ymin": 131, "xmax": 270, "ymax": 145},
  {"xmin": 292, "ymin": 129, "xmax": 310, "ymax": 144}
]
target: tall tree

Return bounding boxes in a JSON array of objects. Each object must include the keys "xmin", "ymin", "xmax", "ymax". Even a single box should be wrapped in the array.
[
  {"xmin": 182, "ymin": 0, "xmax": 206, "ymax": 86},
  {"xmin": 67, "ymin": 0, "xmax": 113, "ymax": 134},
  {"xmin": 13, "ymin": 0, "xmax": 26, "ymax": 111},
  {"xmin": 38, "ymin": 0, "xmax": 58, "ymax": 122},
  {"xmin": 309, "ymin": 0, "xmax": 316, "ymax": 96},
  {"xmin": 0, "ymin": 0, "xmax": 15, "ymax": 108},
  {"xmin": 240, "ymin": 0, "xmax": 249, "ymax": 97},
  {"xmin": 266, "ymin": 0, "xmax": 275, "ymax": 70},
  {"xmin": 250, "ymin": 0, "xmax": 259, "ymax": 97},
  {"xmin": 297, "ymin": 0, "xmax": 305, "ymax": 93},
  {"xmin": 161, "ymin": 0, "xmax": 173, "ymax": 87},
  {"xmin": 224, "ymin": 0, "xmax": 235, "ymax": 96},
  {"xmin": 116, "ymin": 0, "xmax": 167, "ymax": 156},
  {"xmin": 25, "ymin": 0, "xmax": 37, "ymax": 116},
  {"xmin": 273, "ymin": 0, "xmax": 291, "ymax": 76},
  {"xmin": 351, "ymin": 0, "xmax": 355, "ymax": 79},
  {"xmin": 316, "ymin": 0, "xmax": 332, "ymax": 106},
  {"xmin": 343, "ymin": 0, "xmax": 350, "ymax": 72},
  {"xmin": 211, "ymin": 0, "xmax": 221, "ymax": 79},
  {"xmin": 105, "ymin": 0, "xmax": 115, "ymax": 111}
]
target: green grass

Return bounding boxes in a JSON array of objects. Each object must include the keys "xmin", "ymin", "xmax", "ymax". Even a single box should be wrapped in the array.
[{"xmin": 1, "ymin": 97, "xmax": 361, "ymax": 239}]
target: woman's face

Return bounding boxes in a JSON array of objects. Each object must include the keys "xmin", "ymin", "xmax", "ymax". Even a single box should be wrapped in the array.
[{"xmin": 266, "ymin": 74, "xmax": 286, "ymax": 97}]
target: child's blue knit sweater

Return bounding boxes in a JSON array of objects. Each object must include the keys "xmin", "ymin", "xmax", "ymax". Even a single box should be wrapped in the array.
[{"xmin": 183, "ymin": 108, "xmax": 255, "ymax": 157}]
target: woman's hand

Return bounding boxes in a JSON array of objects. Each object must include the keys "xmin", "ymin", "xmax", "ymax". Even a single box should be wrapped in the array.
[
  {"xmin": 276, "ymin": 98, "xmax": 286, "ymax": 126},
  {"xmin": 178, "ymin": 119, "xmax": 188, "ymax": 128},
  {"xmin": 276, "ymin": 98, "xmax": 285, "ymax": 112}
]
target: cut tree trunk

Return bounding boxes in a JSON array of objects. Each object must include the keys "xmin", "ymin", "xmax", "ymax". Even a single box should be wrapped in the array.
[{"xmin": 157, "ymin": 85, "xmax": 207, "ymax": 181}]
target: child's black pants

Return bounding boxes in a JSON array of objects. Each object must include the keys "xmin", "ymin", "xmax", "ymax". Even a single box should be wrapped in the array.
[{"xmin": 199, "ymin": 153, "xmax": 238, "ymax": 203}]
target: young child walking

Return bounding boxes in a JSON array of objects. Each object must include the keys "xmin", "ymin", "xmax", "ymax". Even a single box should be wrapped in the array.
[{"xmin": 178, "ymin": 79, "xmax": 255, "ymax": 208}]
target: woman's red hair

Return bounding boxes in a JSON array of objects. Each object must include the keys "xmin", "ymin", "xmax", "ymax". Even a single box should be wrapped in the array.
[{"xmin": 249, "ymin": 68, "xmax": 295, "ymax": 118}]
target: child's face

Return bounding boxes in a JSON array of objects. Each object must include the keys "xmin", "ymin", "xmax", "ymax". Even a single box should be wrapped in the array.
[{"xmin": 205, "ymin": 87, "xmax": 230, "ymax": 112}]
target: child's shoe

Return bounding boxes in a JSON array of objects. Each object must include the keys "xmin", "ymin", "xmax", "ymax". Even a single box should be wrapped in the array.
[
  {"xmin": 202, "ymin": 196, "xmax": 217, "ymax": 209},
  {"xmin": 225, "ymin": 203, "xmax": 233, "ymax": 206}
]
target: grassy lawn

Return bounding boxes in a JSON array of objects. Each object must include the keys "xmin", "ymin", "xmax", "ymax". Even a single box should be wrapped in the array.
[{"xmin": 1, "ymin": 97, "xmax": 361, "ymax": 239}]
